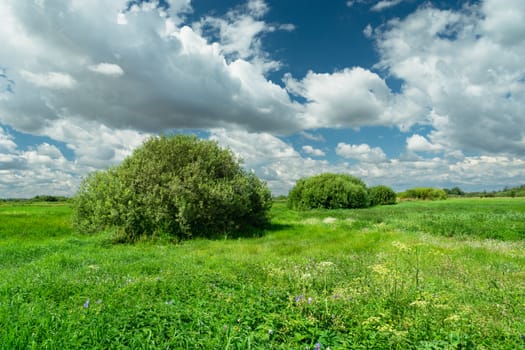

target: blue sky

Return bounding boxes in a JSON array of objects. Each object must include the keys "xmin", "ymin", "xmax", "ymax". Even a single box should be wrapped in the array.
[{"xmin": 1, "ymin": 0, "xmax": 524, "ymax": 197}]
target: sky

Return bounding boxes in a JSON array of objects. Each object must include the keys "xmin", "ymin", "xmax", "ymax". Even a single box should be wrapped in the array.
[{"xmin": 1, "ymin": 0, "xmax": 525, "ymax": 197}]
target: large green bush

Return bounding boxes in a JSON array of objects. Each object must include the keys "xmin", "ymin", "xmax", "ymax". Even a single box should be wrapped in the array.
[
  {"xmin": 74, "ymin": 135, "xmax": 272, "ymax": 241},
  {"xmin": 368, "ymin": 185, "xmax": 397, "ymax": 206},
  {"xmin": 288, "ymin": 173, "xmax": 369, "ymax": 209},
  {"xmin": 398, "ymin": 187, "xmax": 447, "ymax": 201}
]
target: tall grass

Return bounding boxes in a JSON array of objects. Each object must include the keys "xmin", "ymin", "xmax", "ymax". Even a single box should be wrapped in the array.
[{"xmin": 1, "ymin": 199, "xmax": 524, "ymax": 349}]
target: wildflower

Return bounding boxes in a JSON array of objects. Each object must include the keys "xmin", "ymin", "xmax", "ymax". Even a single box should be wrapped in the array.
[
  {"xmin": 223, "ymin": 325, "xmax": 228, "ymax": 331},
  {"xmin": 308, "ymin": 297, "xmax": 313, "ymax": 304},
  {"xmin": 318, "ymin": 261, "xmax": 334, "ymax": 268},
  {"xmin": 370, "ymin": 264, "xmax": 389, "ymax": 275},
  {"xmin": 295, "ymin": 294, "xmax": 304, "ymax": 303},
  {"xmin": 409, "ymin": 300, "xmax": 428, "ymax": 308},
  {"xmin": 83, "ymin": 299, "xmax": 89, "ymax": 308},
  {"xmin": 165, "ymin": 300, "xmax": 174, "ymax": 305},
  {"xmin": 444, "ymin": 314, "xmax": 460, "ymax": 322},
  {"xmin": 268, "ymin": 329, "xmax": 273, "ymax": 335},
  {"xmin": 314, "ymin": 342, "xmax": 321, "ymax": 350},
  {"xmin": 392, "ymin": 241, "xmax": 409, "ymax": 251},
  {"xmin": 237, "ymin": 318, "xmax": 241, "ymax": 323}
]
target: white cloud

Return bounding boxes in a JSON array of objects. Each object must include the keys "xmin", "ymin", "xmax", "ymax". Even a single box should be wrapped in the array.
[
  {"xmin": 302, "ymin": 145, "xmax": 325, "ymax": 157},
  {"xmin": 42, "ymin": 118, "xmax": 150, "ymax": 169},
  {"xmin": 363, "ymin": 24, "xmax": 373, "ymax": 38},
  {"xmin": 0, "ymin": 127, "xmax": 17, "ymax": 153},
  {"xmin": 20, "ymin": 70, "xmax": 77, "ymax": 89},
  {"xmin": 0, "ymin": 0, "xmax": 301, "ymax": 137},
  {"xmin": 336, "ymin": 142, "xmax": 387, "ymax": 163},
  {"xmin": 88, "ymin": 63, "xmax": 124, "ymax": 76},
  {"xmin": 375, "ymin": 0, "xmax": 525, "ymax": 156},
  {"xmin": 299, "ymin": 131, "xmax": 325, "ymax": 142},
  {"xmin": 371, "ymin": 0, "xmax": 403, "ymax": 12},
  {"xmin": 406, "ymin": 134, "xmax": 443, "ymax": 153},
  {"xmin": 284, "ymin": 67, "xmax": 416, "ymax": 130}
]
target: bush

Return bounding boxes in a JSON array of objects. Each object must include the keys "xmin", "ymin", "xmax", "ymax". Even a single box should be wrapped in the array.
[
  {"xmin": 368, "ymin": 185, "xmax": 397, "ymax": 206},
  {"xmin": 288, "ymin": 173, "xmax": 369, "ymax": 209},
  {"xmin": 73, "ymin": 135, "xmax": 272, "ymax": 241},
  {"xmin": 398, "ymin": 187, "xmax": 447, "ymax": 201}
]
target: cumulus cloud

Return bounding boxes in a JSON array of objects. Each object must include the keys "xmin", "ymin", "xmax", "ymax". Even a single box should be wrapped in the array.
[
  {"xmin": 0, "ymin": 128, "xmax": 80, "ymax": 197},
  {"xmin": 406, "ymin": 134, "xmax": 443, "ymax": 153},
  {"xmin": 336, "ymin": 143, "xmax": 387, "ymax": 163},
  {"xmin": 375, "ymin": 0, "xmax": 525, "ymax": 156},
  {"xmin": 0, "ymin": 127, "xmax": 17, "ymax": 153},
  {"xmin": 302, "ymin": 145, "xmax": 325, "ymax": 157},
  {"xmin": 0, "ymin": 0, "xmax": 301, "ymax": 138},
  {"xmin": 284, "ymin": 67, "xmax": 417, "ymax": 130}
]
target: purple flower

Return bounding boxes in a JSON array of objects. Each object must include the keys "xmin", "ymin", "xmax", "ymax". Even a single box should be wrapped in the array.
[
  {"xmin": 295, "ymin": 294, "xmax": 304, "ymax": 303},
  {"xmin": 314, "ymin": 343, "xmax": 321, "ymax": 350},
  {"xmin": 83, "ymin": 299, "xmax": 89, "ymax": 308}
]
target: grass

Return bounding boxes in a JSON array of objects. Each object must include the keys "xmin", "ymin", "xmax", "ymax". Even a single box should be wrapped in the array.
[{"xmin": 1, "ymin": 199, "xmax": 525, "ymax": 349}]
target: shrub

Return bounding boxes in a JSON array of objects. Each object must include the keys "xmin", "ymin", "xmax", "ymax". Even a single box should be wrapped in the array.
[
  {"xmin": 288, "ymin": 173, "xmax": 369, "ymax": 209},
  {"xmin": 368, "ymin": 185, "xmax": 397, "ymax": 206},
  {"xmin": 398, "ymin": 187, "xmax": 447, "ymax": 201},
  {"xmin": 73, "ymin": 135, "xmax": 272, "ymax": 241}
]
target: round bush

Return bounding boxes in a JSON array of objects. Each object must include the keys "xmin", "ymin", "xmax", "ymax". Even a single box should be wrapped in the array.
[
  {"xmin": 288, "ymin": 173, "xmax": 369, "ymax": 209},
  {"xmin": 368, "ymin": 185, "xmax": 397, "ymax": 206},
  {"xmin": 73, "ymin": 135, "xmax": 272, "ymax": 240}
]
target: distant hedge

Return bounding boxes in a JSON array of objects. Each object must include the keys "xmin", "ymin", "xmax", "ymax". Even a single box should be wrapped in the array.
[
  {"xmin": 288, "ymin": 173, "xmax": 385, "ymax": 210},
  {"xmin": 398, "ymin": 187, "xmax": 447, "ymax": 201},
  {"xmin": 73, "ymin": 135, "xmax": 272, "ymax": 241}
]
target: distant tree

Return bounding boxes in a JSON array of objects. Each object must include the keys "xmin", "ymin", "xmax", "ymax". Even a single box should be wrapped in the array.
[
  {"xmin": 74, "ymin": 135, "xmax": 272, "ymax": 241},
  {"xmin": 399, "ymin": 187, "xmax": 447, "ymax": 201},
  {"xmin": 288, "ymin": 173, "xmax": 369, "ymax": 210},
  {"xmin": 444, "ymin": 187, "xmax": 464, "ymax": 196},
  {"xmin": 368, "ymin": 185, "xmax": 397, "ymax": 206}
]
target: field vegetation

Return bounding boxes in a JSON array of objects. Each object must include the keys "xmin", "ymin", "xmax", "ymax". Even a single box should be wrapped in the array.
[{"xmin": 1, "ymin": 198, "xmax": 524, "ymax": 349}]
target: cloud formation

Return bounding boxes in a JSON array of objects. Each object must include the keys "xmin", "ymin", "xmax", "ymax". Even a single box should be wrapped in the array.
[
  {"xmin": 1, "ymin": 0, "xmax": 525, "ymax": 197},
  {"xmin": 0, "ymin": 0, "xmax": 302, "ymax": 138},
  {"xmin": 336, "ymin": 143, "xmax": 387, "ymax": 163},
  {"xmin": 374, "ymin": 0, "xmax": 525, "ymax": 156}
]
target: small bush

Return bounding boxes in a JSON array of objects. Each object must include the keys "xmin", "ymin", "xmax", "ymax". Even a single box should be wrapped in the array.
[
  {"xmin": 74, "ymin": 135, "xmax": 272, "ymax": 241},
  {"xmin": 368, "ymin": 185, "xmax": 397, "ymax": 206},
  {"xmin": 398, "ymin": 187, "xmax": 447, "ymax": 201},
  {"xmin": 288, "ymin": 173, "xmax": 369, "ymax": 209}
]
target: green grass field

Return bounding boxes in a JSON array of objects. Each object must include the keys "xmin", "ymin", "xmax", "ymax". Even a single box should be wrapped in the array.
[{"xmin": 1, "ymin": 199, "xmax": 524, "ymax": 349}]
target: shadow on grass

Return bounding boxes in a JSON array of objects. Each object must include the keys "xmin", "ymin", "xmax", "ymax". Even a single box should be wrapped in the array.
[
  {"xmin": 213, "ymin": 222, "xmax": 294, "ymax": 240},
  {"xmin": 96, "ymin": 222, "xmax": 295, "ymax": 245}
]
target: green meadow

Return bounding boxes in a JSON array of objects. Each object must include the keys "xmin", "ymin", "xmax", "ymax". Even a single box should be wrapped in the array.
[{"xmin": 1, "ymin": 199, "xmax": 524, "ymax": 349}]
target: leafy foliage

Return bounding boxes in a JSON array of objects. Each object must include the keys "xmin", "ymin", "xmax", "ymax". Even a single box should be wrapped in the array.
[
  {"xmin": 443, "ymin": 186, "xmax": 465, "ymax": 196},
  {"xmin": 368, "ymin": 185, "xmax": 397, "ymax": 206},
  {"xmin": 74, "ymin": 135, "xmax": 272, "ymax": 240},
  {"xmin": 288, "ymin": 173, "xmax": 369, "ymax": 209},
  {"xmin": 398, "ymin": 187, "xmax": 447, "ymax": 201}
]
